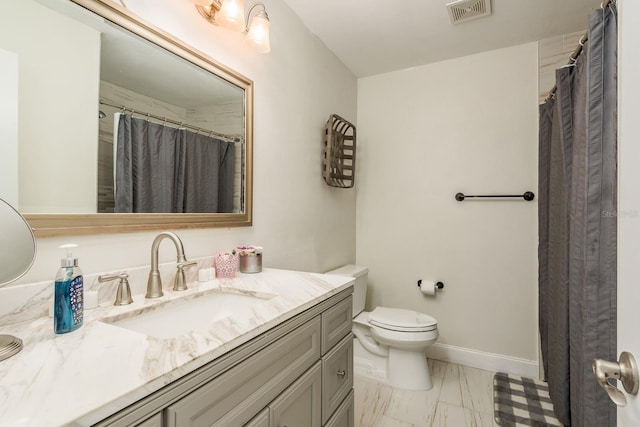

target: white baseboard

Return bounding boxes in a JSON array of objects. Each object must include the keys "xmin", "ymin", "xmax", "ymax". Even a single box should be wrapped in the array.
[{"xmin": 425, "ymin": 343, "xmax": 539, "ymax": 379}]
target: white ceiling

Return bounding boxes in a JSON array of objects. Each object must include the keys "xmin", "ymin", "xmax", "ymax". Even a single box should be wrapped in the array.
[{"xmin": 282, "ymin": 0, "xmax": 604, "ymax": 77}]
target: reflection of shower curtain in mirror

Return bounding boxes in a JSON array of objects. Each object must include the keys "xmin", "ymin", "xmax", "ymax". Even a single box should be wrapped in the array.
[{"xmin": 114, "ymin": 114, "xmax": 235, "ymax": 213}]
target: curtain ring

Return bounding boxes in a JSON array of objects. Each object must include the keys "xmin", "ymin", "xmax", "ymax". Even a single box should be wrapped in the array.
[{"xmin": 579, "ymin": 35, "xmax": 587, "ymax": 47}]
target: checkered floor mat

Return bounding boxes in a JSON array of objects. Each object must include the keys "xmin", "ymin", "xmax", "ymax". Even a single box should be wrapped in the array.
[{"xmin": 493, "ymin": 372, "xmax": 564, "ymax": 427}]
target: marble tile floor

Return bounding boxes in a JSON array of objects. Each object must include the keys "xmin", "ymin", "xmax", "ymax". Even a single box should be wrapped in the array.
[{"xmin": 354, "ymin": 359, "xmax": 498, "ymax": 427}]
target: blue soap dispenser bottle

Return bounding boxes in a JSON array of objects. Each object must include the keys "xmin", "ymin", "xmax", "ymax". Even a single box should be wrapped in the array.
[{"xmin": 54, "ymin": 244, "xmax": 84, "ymax": 334}]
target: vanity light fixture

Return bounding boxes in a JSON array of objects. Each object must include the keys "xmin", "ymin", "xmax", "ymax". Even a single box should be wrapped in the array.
[{"xmin": 194, "ymin": 0, "xmax": 271, "ymax": 53}]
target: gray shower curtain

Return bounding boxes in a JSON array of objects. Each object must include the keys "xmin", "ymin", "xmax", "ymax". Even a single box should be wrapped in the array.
[
  {"xmin": 115, "ymin": 114, "xmax": 235, "ymax": 213},
  {"xmin": 538, "ymin": 4, "xmax": 617, "ymax": 427}
]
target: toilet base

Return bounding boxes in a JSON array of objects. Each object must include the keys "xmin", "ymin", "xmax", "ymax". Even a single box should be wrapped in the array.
[
  {"xmin": 387, "ymin": 347, "xmax": 432, "ymax": 390},
  {"xmin": 353, "ymin": 337, "xmax": 433, "ymax": 391},
  {"xmin": 354, "ymin": 339, "xmax": 387, "ymax": 382}
]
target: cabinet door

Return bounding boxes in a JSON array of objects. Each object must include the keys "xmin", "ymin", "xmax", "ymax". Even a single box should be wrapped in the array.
[
  {"xmin": 134, "ymin": 413, "xmax": 162, "ymax": 427},
  {"xmin": 270, "ymin": 362, "xmax": 322, "ymax": 427},
  {"xmin": 324, "ymin": 389, "xmax": 354, "ymax": 427},
  {"xmin": 322, "ymin": 334, "xmax": 353, "ymax": 423},
  {"xmin": 245, "ymin": 408, "xmax": 269, "ymax": 427},
  {"xmin": 165, "ymin": 317, "xmax": 321, "ymax": 427}
]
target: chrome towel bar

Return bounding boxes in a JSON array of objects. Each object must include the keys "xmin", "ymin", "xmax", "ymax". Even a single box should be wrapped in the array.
[{"xmin": 455, "ymin": 191, "xmax": 535, "ymax": 201}]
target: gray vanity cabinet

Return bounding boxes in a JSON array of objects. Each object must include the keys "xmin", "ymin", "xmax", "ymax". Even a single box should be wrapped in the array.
[
  {"xmin": 95, "ymin": 289, "xmax": 353, "ymax": 427},
  {"xmin": 324, "ymin": 390, "xmax": 355, "ymax": 427},
  {"xmin": 245, "ymin": 408, "xmax": 269, "ymax": 427},
  {"xmin": 164, "ymin": 318, "xmax": 321, "ymax": 426},
  {"xmin": 245, "ymin": 363, "xmax": 322, "ymax": 427},
  {"xmin": 134, "ymin": 413, "xmax": 163, "ymax": 427},
  {"xmin": 321, "ymin": 296, "xmax": 353, "ymax": 353},
  {"xmin": 321, "ymin": 334, "xmax": 353, "ymax": 424},
  {"xmin": 269, "ymin": 362, "xmax": 322, "ymax": 427}
]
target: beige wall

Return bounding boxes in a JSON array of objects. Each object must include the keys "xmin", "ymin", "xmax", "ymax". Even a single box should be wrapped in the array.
[
  {"xmin": 0, "ymin": 49, "xmax": 19, "ymax": 207},
  {"xmin": 0, "ymin": 0, "xmax": 100, "ymax": 213},
  {"xmin": 356, "ymin": 43, "xmax": 539, "ymax": 363},
  {"xmin": 12, "ymin": 0, "xmax": 357, "ymax": 284}
]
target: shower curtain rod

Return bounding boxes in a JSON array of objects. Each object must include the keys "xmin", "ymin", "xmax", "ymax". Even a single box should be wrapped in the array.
[
  {"xmin": 99, "ymin": 99, "xmax": 243, "ymax": 143},
  {"xmin": 544, "ymin": 0, "xmax": 616, "ymax": 101}
]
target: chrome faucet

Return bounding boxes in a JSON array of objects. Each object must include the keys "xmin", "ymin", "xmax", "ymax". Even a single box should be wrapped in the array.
[
  {"xmin": 146, "ymin": 232, "xmax": 197, "ymax": 298},
  {"xmin": 98, "ymin": 273, "xmax": 133, "ymax": 305}
]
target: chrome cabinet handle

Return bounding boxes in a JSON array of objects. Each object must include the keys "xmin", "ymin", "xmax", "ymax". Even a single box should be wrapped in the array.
[
  {"xmin": 593, "ymin": 351, "xmax": 639, "ymax": 406},
  {"xmin": 337, "ymin": 370, "xmax": 346, "ymax": 378}
]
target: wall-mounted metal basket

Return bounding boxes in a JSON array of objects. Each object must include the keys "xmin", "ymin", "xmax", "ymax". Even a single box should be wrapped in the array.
[{"xmin": 323, "ymin": 114, "xmax": 356, "ymax": 188}]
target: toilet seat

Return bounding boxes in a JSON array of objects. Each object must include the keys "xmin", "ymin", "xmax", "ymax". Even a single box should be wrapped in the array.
[{"xmin": 368, "ymin": 307, "xmax": 437, "ymax": 332}]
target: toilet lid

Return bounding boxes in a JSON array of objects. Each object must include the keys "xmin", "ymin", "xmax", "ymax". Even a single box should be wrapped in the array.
[{"xmin": 368, "ymin": 307, "xmax": 437, "ymax": 332}]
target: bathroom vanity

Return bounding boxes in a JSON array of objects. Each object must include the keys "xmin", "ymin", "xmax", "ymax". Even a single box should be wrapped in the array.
[{"xmin": 0, "ymin": 269, "xmax": 354, "ymax": 426}]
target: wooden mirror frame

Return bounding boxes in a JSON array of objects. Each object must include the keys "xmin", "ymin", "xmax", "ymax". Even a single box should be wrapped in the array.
[{"xmin": 24, "ymin": 0, "xmax": 253, "ymax": 237}]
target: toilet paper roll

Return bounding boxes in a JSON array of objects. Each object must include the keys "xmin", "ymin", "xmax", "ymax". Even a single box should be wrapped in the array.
[{"xmin": 418, "ymin": 279, "xmax": 437, "ymax": 296}]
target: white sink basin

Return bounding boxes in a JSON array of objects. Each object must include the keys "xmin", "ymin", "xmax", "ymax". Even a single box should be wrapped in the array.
[{"xmin": 102, "ymin": 291, "xmax": 276, "ymax": 339}]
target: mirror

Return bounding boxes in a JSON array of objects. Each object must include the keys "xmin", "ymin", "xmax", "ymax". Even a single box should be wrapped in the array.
[
  {"xmin": 0, "ymin": 197, "xmax": 34, "ymax": 360},
  {"xmin": 0, "ymin": 197, "xmax": 36, "ymax": 285},
  {"xmin": 0, "ymin": 0, "xmax": 253, "ymax": 236}
]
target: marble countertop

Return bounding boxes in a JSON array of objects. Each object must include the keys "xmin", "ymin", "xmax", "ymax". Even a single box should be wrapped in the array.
[{"xmin": 0, "ymin": 268, "xmax": 354, "ymax": 427}]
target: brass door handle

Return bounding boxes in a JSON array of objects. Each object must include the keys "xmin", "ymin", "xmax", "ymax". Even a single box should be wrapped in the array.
[
  {"xmin": 337, "ymin": 370, "xmax": 346, "ymax": 378},
  {"xmin": 592, "ymin": 351, "xmax": 639, "ymax": 407}
]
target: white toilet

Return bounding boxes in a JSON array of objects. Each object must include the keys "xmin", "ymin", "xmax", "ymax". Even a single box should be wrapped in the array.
[{"xmin": 327, "ymin": 265, "xmax": 439, "ymax": 391}]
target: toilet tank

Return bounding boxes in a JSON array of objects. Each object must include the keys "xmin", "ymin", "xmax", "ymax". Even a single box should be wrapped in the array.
[{"xmin": 326, "ymin": 265, "xmax": 368, "ymax": 316}]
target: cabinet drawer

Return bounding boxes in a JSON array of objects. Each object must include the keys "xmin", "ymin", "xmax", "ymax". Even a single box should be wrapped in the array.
[
  {"xmin": 165, "ymin": 316, "xmax": 321, "ymax": 427},
  {"xmin": 322, "ymin": 333, "xmax": 353, "ymax": 424},
  {"xmin": 321, "ymin": 295, "xmax": 352, "ymax": 354},
  {"xmin": 270, "ymin": 361, "xmax": 322, "ymax": 427},
  {"xmin": 324, "ymin": 389, "xmax": 354, "ymax": 427}
]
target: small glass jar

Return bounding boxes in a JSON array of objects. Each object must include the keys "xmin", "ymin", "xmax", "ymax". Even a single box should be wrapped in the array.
[
  {"xmin": 234, "ymin": 246, "xmax": 263, "ymax": 273},
  {"xmin": 214, "ymin": 252, "xmax": 238, "ymax": 278}
]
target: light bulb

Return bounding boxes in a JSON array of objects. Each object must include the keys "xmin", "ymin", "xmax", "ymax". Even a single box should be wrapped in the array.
[
  {"xmin": 217, "ymin": 0, "xmax": 245, "ymax": 32},
  {"xmin": 245, "ymin": 11, "xmax": 270, "ymax": 53}
]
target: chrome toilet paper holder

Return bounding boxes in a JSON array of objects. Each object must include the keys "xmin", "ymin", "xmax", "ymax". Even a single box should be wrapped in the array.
[{"xmin": 417, "ymin": 279, "xmax": 445, "ymax": 291}]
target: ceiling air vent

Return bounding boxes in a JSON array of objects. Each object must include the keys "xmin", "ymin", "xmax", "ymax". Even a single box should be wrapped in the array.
[{"xmin": 446, "ymin": 0, "xmax": 492, "ymax": 25}]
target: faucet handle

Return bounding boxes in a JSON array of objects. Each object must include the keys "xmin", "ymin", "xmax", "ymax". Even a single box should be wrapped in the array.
[
  {"xmin": 173, "ymin": 261, "xmax": 197, "ymax": 292},
  {"xmin": 98, "ymin": 273, "xmax": 133, "ymax": 306},
  {"xmin": 177, "ymin": 261, "xmax": 198, "ymax": 270}
]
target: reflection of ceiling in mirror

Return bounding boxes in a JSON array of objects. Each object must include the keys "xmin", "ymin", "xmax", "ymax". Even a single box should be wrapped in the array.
[
  {"xmin": 36, "ymin": 0, "xmax": 242, "ymax": 108},
  {"xmin": 100, "ymin": 26, "xmax": 243, "ymax": 108}
]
